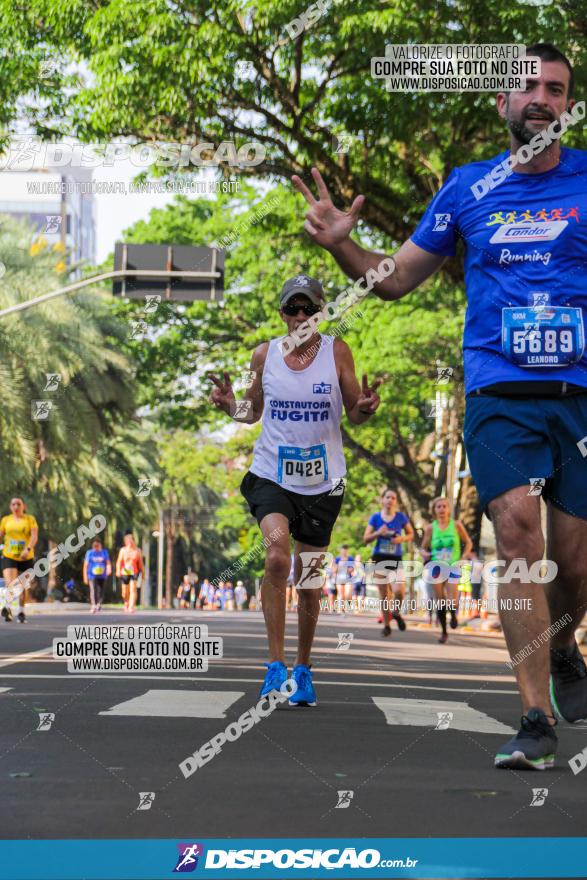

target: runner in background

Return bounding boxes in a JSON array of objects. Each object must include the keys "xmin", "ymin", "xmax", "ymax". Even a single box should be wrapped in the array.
[
  {"xmin": 332, "ymin": 545, "xmax": 354, "ymax": 606},
  {"xmin": 224, "ymin": 581, "xmax": 235, "ymax": 611},
  {"xmin": 352, "ymin": 553, "xmax": 366, "ymax": 611},
  {"xmin": 196, "ymin": 578, "xmax": 209, "ymax": 608},
  {"xmin": 285, "ymin": 553, "xmax": 297, "ymax": 611},
  {"xmin": 235, "ymin": 580, "xmax": 248, "ymax": 610},
  {"xmin": 83, "ymin": 538, "xmax": 111, "ymax": 614},
  {"xmin": 364, "ymin": 487, "xmax": 414, "ymax": 637},
  {"xmin": 188, "ymin": 571, "xmax": 199, "ymax": 608},
  {"xmin": 207, "ymin": 580, "xmax": 218, "ymax": 609},
  {"xmin": 421, "ymin": 498, "xmax": 473, "ymax": 643},
  {"xmin": 115, "ymin": 532, "xmax": 144, "ymax": 614},
  {"xmin": 325, "ymin": 562, "xmax": 336, "ymax": 612},
  {"xmin": 469, "ymin": 552, "xmax": 485, "ymax": 619},
  {"xmin": 177, "ymin": 574, "xmax": 192, "ymax": 609},
  {"xmin": 0, "ymin": 498, "xmax": 38, "ymax": 623}
]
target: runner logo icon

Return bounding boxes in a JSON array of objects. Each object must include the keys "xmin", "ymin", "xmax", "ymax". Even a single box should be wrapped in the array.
[
  {"xmin": 433, "ymin": 213, "xmax": 451, "ymax": 232},
  {"xmin": 173, "ymin": 843, "xmax": 204, "ymax": 872},
  {"xmin": 298, "ymin": 551, "xmax": 334, "ymax": 589},
  {"xmin": 530, "ymin": 788, "xmax": 549, "ymax": 806},
  {"xmin": 328, "ymin": 477, "xmax": 346, "ymax": 496},
  {"xmin": 313, "ymin": 381, "xmax": 331, "ymax": 393}
]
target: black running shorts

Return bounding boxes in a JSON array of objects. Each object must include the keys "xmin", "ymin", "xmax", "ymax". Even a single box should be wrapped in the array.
[
  {"xmin": 1, "ymin": 556, "xmax": 33, "ymax": 573},
  {"xmin": 240, "ymin": 471, "xmax": 345, "ymax": 548}
]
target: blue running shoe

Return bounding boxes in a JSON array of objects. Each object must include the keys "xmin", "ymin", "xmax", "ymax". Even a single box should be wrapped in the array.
[
  {"xmin": 289, "ymin": 663, "xmax": 317, "ymax": 707},
  {"xmin": 259, "ymin": 661, "xmax": 287, "ymax": 698}
]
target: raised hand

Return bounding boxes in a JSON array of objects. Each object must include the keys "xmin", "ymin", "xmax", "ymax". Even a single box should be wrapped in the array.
[
  {"xmin": 292, "ymin": 167, "xmax": 364, "ymax": 251},
  {"xmin": 356, "ymin": 374, "xmax": 382, "ymax": 415},
  {"xmin": 208, "ymin": 372, "xmax": 235, "ymax": 414}
]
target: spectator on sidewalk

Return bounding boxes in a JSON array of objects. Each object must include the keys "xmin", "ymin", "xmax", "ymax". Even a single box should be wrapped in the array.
[{"xmin": 235, "ymin": 580, "xmax": 247, "ymax": 610}]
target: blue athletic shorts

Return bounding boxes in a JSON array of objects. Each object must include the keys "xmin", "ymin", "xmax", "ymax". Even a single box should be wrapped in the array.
[{"xmin": 464, "ymin": 392, "xmax": 587, "ymax": 518}]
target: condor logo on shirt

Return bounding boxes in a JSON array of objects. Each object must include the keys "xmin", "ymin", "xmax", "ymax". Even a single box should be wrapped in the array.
[{"xmin": 490, "ymin": 221, "xmax": 568, "ymax": 244}]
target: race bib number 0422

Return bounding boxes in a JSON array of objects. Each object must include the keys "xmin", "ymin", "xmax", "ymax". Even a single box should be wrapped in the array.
[
  {"xmin": 502, "ymin": 306, "xmax": 584, "ymax": 367},
  {"xmin": 277, "ymin": 444, "xmax": 328, "ymax": 487}
]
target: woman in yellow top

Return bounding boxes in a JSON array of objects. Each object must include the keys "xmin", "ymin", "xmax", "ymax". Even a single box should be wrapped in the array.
[{"xmin": 0, "ymin": 497, "xmax": 39, "ymax": 623}]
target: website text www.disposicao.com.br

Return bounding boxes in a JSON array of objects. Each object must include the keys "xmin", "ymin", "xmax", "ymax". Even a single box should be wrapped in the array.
[{"xmin": 202, "ymin": 847, "xmax": 418, "ymax": 870}]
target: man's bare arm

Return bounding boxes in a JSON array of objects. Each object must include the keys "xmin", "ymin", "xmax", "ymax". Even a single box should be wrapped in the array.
[
  {"xmin": 209, "ymin": 343, "xmax": 268, "ymax": 424},
  {"xmin": 244, "ymin": 343, "xmax": 268, "ymax": 422},
  {"xmin": 329, "ymin": 238, "xmax": 447, "ymax": 302}
]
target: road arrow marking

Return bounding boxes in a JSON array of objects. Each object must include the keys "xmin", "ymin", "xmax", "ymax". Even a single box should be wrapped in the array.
[
  {"xmin": 99, "ymin": 689, "xmax": 244, "ymax": 719},
  {"xmin": 372, "ymin": 696, "xmax": 515, "ymax": 734}
]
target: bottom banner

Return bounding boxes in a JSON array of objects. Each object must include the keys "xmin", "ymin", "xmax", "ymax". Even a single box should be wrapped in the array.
[{"xmin": 0, "ymin": 837, "xmax": 586, "ymax": 879}]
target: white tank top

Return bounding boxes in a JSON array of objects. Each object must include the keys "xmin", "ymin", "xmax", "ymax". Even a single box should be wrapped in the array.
[{"xmin": 250, "ymin": 335, "xmax": 346, "ymax": 495}]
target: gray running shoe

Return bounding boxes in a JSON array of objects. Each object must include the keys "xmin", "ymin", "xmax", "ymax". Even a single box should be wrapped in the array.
[
  {"xmin": 550, "ymin": 644, "xmax": 587, "ymax": 723},
  {"xmin": 495, "ymin": 708, "xmax": 557, "ymax": 770}
]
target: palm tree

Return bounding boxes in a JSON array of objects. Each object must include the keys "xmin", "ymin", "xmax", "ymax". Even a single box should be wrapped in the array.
[{"xmin": 0, "ymin": 218, "xmax": 161, "ymax": 590}]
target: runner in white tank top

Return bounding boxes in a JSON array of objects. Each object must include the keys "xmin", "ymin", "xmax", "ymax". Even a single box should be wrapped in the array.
[{"xmin": 209, "ymin": 274, "xmax": 382, "ymax": 706}]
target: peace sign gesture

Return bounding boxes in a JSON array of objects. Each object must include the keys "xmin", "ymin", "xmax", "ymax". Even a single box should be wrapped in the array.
[
  {"xmin": 356, "ymin": 374, "xmax": 382, "ymax": 416},
  {"xmin": 292, "ymin": 167, "xmax": 364, "ymax": 251},
  {"xmin": 208, "ymin": 372, "xmax": 235, "ymax": 414}
]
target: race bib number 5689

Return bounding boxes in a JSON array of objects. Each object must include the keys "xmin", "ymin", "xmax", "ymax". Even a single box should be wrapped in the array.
[{"xmin": 502, "ymin": 306, "xmax": 584, "ymax": 367}]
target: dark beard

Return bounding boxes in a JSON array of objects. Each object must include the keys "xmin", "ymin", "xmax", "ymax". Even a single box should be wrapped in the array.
[
  {"xmin": 508, "ymin": 108, "xmax": 557, "ymax": 145},
  {"xmin": 507, "ymin": 116, "xmax": 534, "ymax": 145}
]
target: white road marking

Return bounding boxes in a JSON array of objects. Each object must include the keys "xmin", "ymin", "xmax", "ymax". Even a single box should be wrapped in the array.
[
  {"xmin": 0, "ymin": 647, "xmax": 54, "ymax": 669},
  {"xmin": 0, "ymin": 687, "xmax": 12, "ymax": 694},
  {"xmin": 372, "ymin": 696, "xmax": 516, "ymax": 734},
  {"xmin": 0, "ymin": 673, "xmax": 517, "ymax": 694},
  {"xmin": 99, "ymin": 689, "xmax": 244, "ymax": 718}
]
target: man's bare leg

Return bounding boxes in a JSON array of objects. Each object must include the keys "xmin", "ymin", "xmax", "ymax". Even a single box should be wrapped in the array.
[
  {"xmin": 544, "ymin": 504, "xmax": 587, "ymax": 648},
  {"xmin": 3, "ymin": 568, "xmax": 18, "ymax": 619},
  {"xmin": 293, "ymin": 541, "xmax": 327, "ymax": 666},
  {"xmin": 259, "ymin": 513, "xmax": 291, "ymax": 663},
  {"xmin": 489, "ymin": 486, "xmax": 554, "ymax": 721}
]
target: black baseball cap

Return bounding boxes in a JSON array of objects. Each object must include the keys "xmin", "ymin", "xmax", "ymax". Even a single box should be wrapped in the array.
[{"xmin": 280, "ymin": 274, "xmax": 325, "ymax": 308}]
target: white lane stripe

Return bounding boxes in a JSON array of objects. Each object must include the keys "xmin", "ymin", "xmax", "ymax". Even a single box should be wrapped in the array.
[
  {"xmin": 99, "ymin": 690, "xmax": 244, "ymax": 718},
  {"xmin": 3, "ymin": 652, "xmax": 515, "ymax": 684},
  {"xmin": 0, "ymin": 673, "xmax": 517, "ymax": 694},
  {"xmin": 372, "ymin": 696, "xmax": 516, "ymax": 734},
  {"xmin": 0, "ymin": 647, "xmax": 54, "ymax": 669},
  {"xmin": 0, "ymin": 687, "xmax": 12, "ymax": 693},
  {"xmin": 197, "ymin": 662, "xmax": 515, "ymax": 683}
]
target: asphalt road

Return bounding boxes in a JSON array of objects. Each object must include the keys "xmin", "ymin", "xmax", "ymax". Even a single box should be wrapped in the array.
[{"xmin": 1, "ymin": 606, "xmax": 586, "ymax": 842}]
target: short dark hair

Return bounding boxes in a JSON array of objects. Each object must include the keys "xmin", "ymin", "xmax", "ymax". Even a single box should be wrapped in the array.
[{"xmin": 525, "ymin": 43, "xmax": 574, "ymax": 99}]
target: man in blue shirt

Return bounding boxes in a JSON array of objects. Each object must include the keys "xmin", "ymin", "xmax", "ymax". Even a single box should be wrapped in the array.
[
  {"xmin": 293, "ymin": 43, "xmax": 586, "ymax": 770},
  {"xmin": 83, "ymin": 539, "xmax": 112, "ymax": 613}
]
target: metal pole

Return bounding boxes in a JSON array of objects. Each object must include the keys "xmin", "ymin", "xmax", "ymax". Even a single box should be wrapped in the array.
[
  {"xmin": 0, "ymin": 269, "xmax": 221, "ymax": 319},
  {"xmin": 142, "ymin": 533, "xmax": 151, "ymax": 608},
  {"xmin": 157, "ymin": 509, "xmax": 164, "ymax": 609}
]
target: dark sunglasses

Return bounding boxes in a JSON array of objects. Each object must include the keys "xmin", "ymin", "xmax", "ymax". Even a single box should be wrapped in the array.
[{"xmin": 282, "ymin": 301, "xmax": 322, "ymax": 317}]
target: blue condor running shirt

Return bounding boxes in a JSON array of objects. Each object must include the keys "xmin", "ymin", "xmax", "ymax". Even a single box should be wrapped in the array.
[{"xmin": 410, "ymin": 147, "xmax": 587, "ymax": 394}]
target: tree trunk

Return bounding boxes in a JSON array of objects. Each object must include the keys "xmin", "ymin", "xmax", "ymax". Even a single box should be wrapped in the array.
[
  {"xmin": 165, "ymin": 512, "xmax": 175, "ymax": 608},
  {"xmin": 458, "ymin": 475, "xmax": 483, "ymax": 553},
  {"xmin": 47, "ymin": 538, "xmax": 58, "ymax": 598}
]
